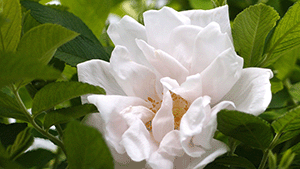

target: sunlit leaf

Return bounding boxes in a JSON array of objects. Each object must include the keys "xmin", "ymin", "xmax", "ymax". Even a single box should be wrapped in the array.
[
  {"xmin": 32, "ymin": 82, "xmax": 105, "ymax": 115},
  {"xmin": 271, "ymin": 106, "xmax": 300, "ymax": 133},
  {"xmin": 289, "ymin": 82, "xmax": 300, "ymax": 102},
  {"xmin": 0, "ymin": 0, "xmax": 21, "ymax": 52},
  {"xmin": 217, "ymin": 110, "xmax": 273, "ymax": 150},
  {"xmin": 189, "ymin": 0, "xmax": 213, "ymax": 9},
  {"xmin": 44, "ymin": 104, "xmax": 98, "ymax": 130},
  {"xmin": 17, "ymin": 23, "xmax": 79, "ymax": 65},
  {"xmin": 64, "ymin": 121, "xmax": 114, "ymax": 169},
  {"xmin": 232, "ymin": 3, "xmax": 279, "ymax": 67}
]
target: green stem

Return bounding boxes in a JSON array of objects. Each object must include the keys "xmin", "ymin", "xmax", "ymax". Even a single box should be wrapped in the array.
[
  {"xmin": 11, "ymin": 85, "xmax": 67, "ymax": 155},
  {"xmin": 258, "ymin": 133, "xmax": 281, "ymax": 169},
  {"xmin": 55, "ymin": 124, "xmax": 64, "ymax": 139}
]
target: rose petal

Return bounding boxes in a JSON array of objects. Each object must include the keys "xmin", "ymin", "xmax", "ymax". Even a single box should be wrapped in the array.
[
  {"xmin": 181, "ymin": 5, "xmax": 231, "ymax": 39},
  {"xmin": 110, "ymin": 46, "xmax": 160, "ymax": 100},
  {"xmin": 167, "ymin": 25, "xmax": 203, "ymax": 69},
  {"xmin": 107, "ymin": 16, "xmax": 149, "ymax": 66},
  {"xmin": 190, "ymin": 22, "xmax": 234, "ymax": 74},
  {"xmin": 200, "ymin": 48, "xmax": 243, "ymax": 105},
  {"xmin": 121, "ymin": 120, "xmax": 158, "ymax": 162},
  {"xmin": 152, "ymin": 90, "xmax": 174, "ymax": 142},
  {"xmin": 143, "ymin": 6, "xmax": 190, "ymax": 51},
  {"xmin": 160, "ymin": 73, "xmax": 202, "ymax": 103},
  {"xmin": 77, "ymin": 59, "xmax": 125, "ymax": 96},
  {"xmin": 120, "ymin": 106, "xmax": 155, "ymax": 126},
  {"xmin": 87, "ymin": 95, "xmax": 149, "ymax": 153},
  {"xmin": 221, "ymin": 68, "xmax": 273, "ymax": 115},
  {"xmin": 180, "ymin": 96, "xmax": 211, "ymax": 157}
]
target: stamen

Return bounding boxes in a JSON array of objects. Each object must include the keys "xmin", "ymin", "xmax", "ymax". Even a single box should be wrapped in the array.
[{"xmin": 171, "ymin": 92, "xmax": 190, "ymax": 130}]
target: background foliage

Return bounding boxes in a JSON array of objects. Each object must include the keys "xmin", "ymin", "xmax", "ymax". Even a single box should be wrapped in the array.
[{"xmin": 1, "ymin": 0, "xmax": 300, "ymax": 168}]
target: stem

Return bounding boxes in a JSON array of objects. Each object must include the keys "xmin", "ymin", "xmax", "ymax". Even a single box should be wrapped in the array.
[
  {"xmin": 11, "ymin": 85, "xmax": 67, "ymax": 155},
  {"xmin": 52, "ymin": 147, "xmax": 62, "ymax": 169},
  {"xmin": 55, "ymin": 124, "xmax": 64, "ymax": 139},
  {"xmin": 258, "ymin": 133, "xmax": 281, "ymax": 169}
]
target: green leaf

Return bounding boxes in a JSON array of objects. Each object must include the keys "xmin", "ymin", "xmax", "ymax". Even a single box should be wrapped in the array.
[
  {"xmin": 291, "ymin": 141, "xmax": 300, "ymax": 154},
  {"xmin": 270, "ymin": 77, "xmax": 284, "ymax": 94},
  {"xmin": 276, "ymin": 129, "xmax": 300, "ymax": 144},
  {"xmin": 189, "ymin": 0, "xmax": 213, "ymax": 9},
  {"xmin": 217, "ymin": 110, "xmax": 273, "ymax": 150},
  {"xmin": 16, "ymin": 149, "xmax": 55, "ymax": 168},
  {"xmin": 17, "ymin": 23, "xmax": 79, "ymax": 65},
  {"xmin": 0, "ymin": 157, "xmax": 25, "ymax": 169},
  {"xmin": 64, "ymin": 121, "xmax": 114, "ymax": 169},
  {"xmin": 21, "ymin": 1, "xmax": 110, "ymax": 66},
  {"xmin": 263, "ymin": 1, "xmax": 300, "ymax": 66},
  {"xmin": 0, "ymin": 0, "xmax": 22, "ymax": 52},
  {"xmin": 0, "ymin": 123, "xmax": 27, "ymax": 148},
  {"xmin": 0, "ymin": 52, "xmax": 61, "ymax": 89},
  {"xmin": 44, "ymin": 104, "xmax": 98, "ymax": 130},
  {"xmin": 232, "ymin": 3, "xmax": 279, "ymax": 67},
  {"xmin": 268, "ymin": 151, "xmax": 277, "ymax": 169},
  {"xmin": 32, "ymin": 82, "xmax": 105, "ymax": 115},
  {"xmin": 209, "ymin": 156, "xmax": 256, "ymax": 169},
  {"xmin": 271, "ymin": 106, "xmax": 300, "ymax": 133},
  {"xmin": 0, "ymin": 106, "xmax": 28, "ymax": 122},
  {"xmin": 60, "ymin": 0, "xmax": 112, "ymax": 38},
  {"xmin": 6, "ymin": 127, "xmax": 34, "ymax": 160},
  {"xmin": 289, "ymin": 82, "xmax": 300, "ymax": 102},
  {"xmin": 22, "ymin": 10, "xmax": 41, "ymax": 34},
  {"xmin": 0, "ymin": 91, "xmax": 22, "ymax": 112},
  {"xmin": 279, "ymin": 149, "xmax": 296, "ymax": 169}
]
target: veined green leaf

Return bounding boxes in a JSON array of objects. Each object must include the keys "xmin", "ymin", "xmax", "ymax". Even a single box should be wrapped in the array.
[
  {"xmin": 64, "ymin": 121, "xmax": 114, "ymax": 169},
  {"xmin": 0, "ymin": 0, "xmax": 21, "ymax": 52},
  {"xmin": 44, "ymin": 104, "xmax": 98, "ymax": 130},
  {"xmin": 21, "ymin": 1, "xmax": 110, "ymax": 66},
  {"xmin": 0, "ymin": 52, "xmax": 61, "ymax": 89},
  {"xmin": 0, "ymin": 106, "xmax": 28, "ymax": 122},
  {"xmin": 289, "ymin": 82, "xmax": 300, "ymax": 102},
  {"xmin": 232, "ymin": 3, "xmax": 279, "ymax": 67},
  {"xmin": 217, "ymin": 110, "xmax": 273, "ymax": 150},
  {"xmin": 0, "ymin": 91, "xmax": 22, "ymax": 112},
  {"xmin": 17, "ymin": 23, "xmax": 79, "ymax": 65},
  {"xmin": 262, "ymin": 1, "xmax": 300, "ymax": 66},
  {"xmin": 271, "ymin": 106, "xmax": 300, "ymax": 133},
  {"xmin": 32, "ymin": 82, "xmax": 105, "ymax": 115}
]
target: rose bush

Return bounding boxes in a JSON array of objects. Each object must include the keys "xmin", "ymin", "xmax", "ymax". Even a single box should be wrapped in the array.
[{"xmin": 77, "ymin": 5, "xmax": 273, "ymax": 169}]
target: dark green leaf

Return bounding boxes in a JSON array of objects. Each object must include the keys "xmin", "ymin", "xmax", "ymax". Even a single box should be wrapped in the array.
[
  {"xmin": 209, "ymin": 156, "xmax": 256, "ymax": 169},
  {"xmin": 17, "ymin": 23, "xmax": 79, "ymax": 65},
  {"xmin": 0, "ymin": 106, "xmax": 28, "ymax": 122},
  {"xmin": 64, "ymin": 121, "xmax": 114, "ymax": 169},
  {"xmin": 0, "ymin": 52, "xmax": 61, "ymax": 89},
  {"xmin": 263, "ymin": 1, "xmax": 300, "ymax": 66},
  {"xmin": 0, "ymin": 157, "xmax": 25, "ymax": 169},
  {"xmin": 0, "ymin": 0, "xmax": 22, "ymax": 52},
  {"xmin": 16, "ymin": 148, "xmax": 55, "ymax": 168},
  {"xmin": 44, "ymin": 104, "xmax": 98, "ymax": 130},
  {"xmin": 6, "ymin": 127, "xmax": 34, "ymax": 160},
  {"xmin": 22, "ymin": 10, "xmax": 41, "ymax": 34},
  {"xmin": 0, "ymin": 123, "xmax": 27, "ymax": 148},
  {"xmin": 217, "ymin": 110, "xmax": 273, "ymax": 150},
  {"xmin": 291, "ymin": 141, "xmax": 300, "ymax": 154},
  {"xmin": 271, "ymin": 106, "xmax": 300, "ymax": 133},
  {"xmin": 289, "ymin": 82, "xmax": 300, "ymax": 102},
  {"xmin": 21, "ymin": 1, "xmax": 110, "ymax": 66},
  {"xmin": 277, "ymin": 129, "xmax": 300, "ymax": 145},
  {"xmin": 32, "ymin": 81, "xmax": 105, "ymax": 115},
  {"xmin": 232, "ymin": 3, "xmax": 279, "ymax": 67}
]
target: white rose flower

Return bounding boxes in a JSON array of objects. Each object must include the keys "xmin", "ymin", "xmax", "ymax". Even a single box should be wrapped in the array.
[{"xmin": 77, "ymin": 5, "xmax": 273, "ymax": 169}]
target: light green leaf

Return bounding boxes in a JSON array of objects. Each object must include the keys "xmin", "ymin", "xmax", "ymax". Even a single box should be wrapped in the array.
[
  {"xmin": 64, "ymin": 121, "xmax": 114, "ymax": 169},
  {"xmin": 21, "ymin": 1, "xmax": 110, "ymax": 65},
  {"xmin": 271, "ymin": 106, "xmax": 300, "ymax": 133},
  {"xmin": 32, "ymin": 82, "xmax": 105, "ymax": 115},
  {"xmin": 44, "ymin": 104, "xmax": 98, "ymax": 130},
  {"xmin": 17, "ymin": 23, "xmax": 79, "ymax": 65},
  {"xmin": 6, "ymin": 127, "xmax": 34, "ymax": 160},
  {"xmin": 278, "ymin": 149, "xmax": 296, "ymax": 169},
  {"xmin": 232, "ymin": 3, "xmax": 279, "ymax": 67},
  {"xmin": 289, "ymin": 82, "xmax": 300, "ymax": 102},
  {"xmin": 189, "ymin": 0, "xmax": 213, "ymax": 9},
  {"xmin": 0, "ymin": 91, "xmax": 21, "ymax": 112},
  {"xmin": 60, "ymin": 0, "xmax": 111, "ymax": 38},
  {"xmin": 0, "ymin": 0, "xmax": 21, "ymax": 52},
  {"xmin": 270, "ymin": 77, "xmax": 283, "ymax": 94},
  {"xmin": 262, "ymin": 1, "xmax": 300, "ymax": 66},
  {"xmin": 0, "ymin": 52, "xmax": 61, "ymax": 89},
  {"xmin": 217, "ymin": 110, "xmax": 273, "ymax": 150}
]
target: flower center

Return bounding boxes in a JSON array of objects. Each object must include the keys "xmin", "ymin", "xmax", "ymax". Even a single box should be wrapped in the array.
[{"xmin": 145, "ymin": 92, "xmax": 190, "ymax": 131}]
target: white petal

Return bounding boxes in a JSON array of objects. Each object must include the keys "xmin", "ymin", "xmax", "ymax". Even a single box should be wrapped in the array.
[
  {"xmin": 107, "ymin": 16, "xmax": 149, "ymax": 66},
  {"xmin": 200, "ymin": 48, "xmax": 243, "ymax": 105},
  {"xmin": 120, "ymin": 106, "xmax": 155, "ymax": 126},
  {"xmin": 180, "ymin": 96, "xmax": 211, "ymax": 157},
  {"xmin": 77, "ymin": 59, "xmax": 125, "ymax": 96},
  {"xmin": 221, "ymin": 68, "xmax": 273, "ymax": 116},
  {"xmin": 160, "ymin": 74, "xmax": 202, "ymax": 103},
  {"xmin": 181, "ymin": 5, "xmax": 232, "ymax": 39},
  {"xmin": 121, "ymin": 120, "xmax": 158, "ymax": 162},
  {"xmin": 87, "ymin": 95, "xmax": 149, "ymax": 154},
  {"xmin": 167, "ymin": 25, "xmax": 203, "ymax": 69},
  {"xmin": 143, "ymin": 6, "xmax": 190, "ymax": 51},
  {"xmin": 190, "ymin": 22, "xmax": 234, "ymax": 74},
  {"xmin": 152, "ymin": 90, "xmax": 174, "ymax": 142},
  {"xmin": 110, "ymin": 46, "xmax": 160, "ymax": 100}
]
